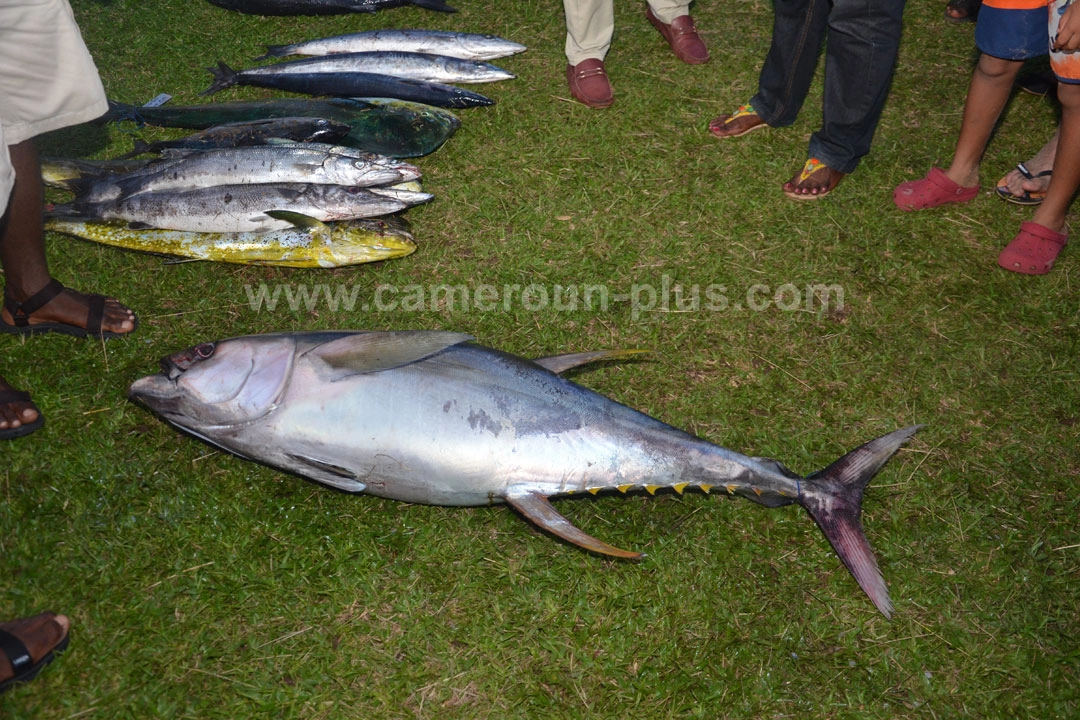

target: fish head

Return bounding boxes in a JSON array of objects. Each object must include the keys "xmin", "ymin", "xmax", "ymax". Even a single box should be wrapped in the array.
[{"xmin": 129, "ymin": 335, "xmax": 296, "ymax": 428}]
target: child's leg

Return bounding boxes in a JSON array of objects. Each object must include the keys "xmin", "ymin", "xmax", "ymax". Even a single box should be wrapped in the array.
[
  {"xmin": 1030, "ymin": 83, "xmax": 1080, "ymax": 233},
  {"xmin": 944, "ymin": 53, "xmax": 1024, "ymax": 188}
]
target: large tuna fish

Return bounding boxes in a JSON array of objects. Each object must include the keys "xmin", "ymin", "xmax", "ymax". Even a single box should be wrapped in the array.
[{"xmin": 129, "ymin": 331, "xmax": 920, "ymax": 617}]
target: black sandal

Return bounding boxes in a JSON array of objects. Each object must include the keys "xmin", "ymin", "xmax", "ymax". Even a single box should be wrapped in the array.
[
  {"xmin": 945, "ymin": 0, "xmax": 981, "ymax": 22},
  {"xmin": 0, "ymin": 615, "xmax": 70, "ymax": 692},
  {"xmin": 0, "ymin": 388, "xmax": 44, "ymax": 440},
  {"xmin": 0, "ymin": 278, "xmax": 136, "ymax": 339}
]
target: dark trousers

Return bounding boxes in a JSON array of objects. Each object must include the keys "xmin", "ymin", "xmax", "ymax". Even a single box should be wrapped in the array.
[{"xmin": 751, "ymin": 0, "xmax": 907, "ymax": 174}]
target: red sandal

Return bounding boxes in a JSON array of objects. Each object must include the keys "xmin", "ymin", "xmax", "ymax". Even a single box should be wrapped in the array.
[
  {"xmin": 893, "ymin": 167, "xmax": 979, "ymax": 211},
  {"xmin": 997, "ymin": 221, "xmax": 1067, "ymax": 275}
]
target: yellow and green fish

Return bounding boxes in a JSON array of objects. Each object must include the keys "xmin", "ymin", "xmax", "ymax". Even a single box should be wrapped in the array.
[{"xmin": 45, "ymin": 212, "xmax": 416, "ymax": 268}]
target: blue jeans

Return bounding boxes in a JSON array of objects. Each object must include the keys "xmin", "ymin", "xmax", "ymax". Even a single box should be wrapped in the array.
[{"xmin": 750, "ymin": 0, "xmax": 907, "ymax": 174}]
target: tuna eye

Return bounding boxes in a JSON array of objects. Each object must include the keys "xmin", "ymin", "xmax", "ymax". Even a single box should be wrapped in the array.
[{"xmin": 195, "ymin": 343, "xmax": 216, "ymax": 359}]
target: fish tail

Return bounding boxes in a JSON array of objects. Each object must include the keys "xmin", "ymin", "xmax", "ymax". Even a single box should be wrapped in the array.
[
  {"xmin": 412, "ymin": 0, "xmax": 457, "ymax": 12},
  {"xmin": 201, "ymin": 62, "xmax": 239, "ymax": 97},
  {"xmin": 253, "ymin": 45, "xmax": 288, "ymax": 61},
  {"xmin": 797, "ymin": 426, "xmax": 921, "ymax": 618}
]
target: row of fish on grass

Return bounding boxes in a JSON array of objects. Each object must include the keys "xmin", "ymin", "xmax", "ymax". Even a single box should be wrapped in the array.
[
  {"xmin": 39, "ymin": 29, "xmax": 526, "ymax": 267},
  {"xmin": 202, "ymin": 28, "xmax": 525, "ymax": 108},
  {"xmin": 44, "ymin": 116, "xmax": 433, "ymax": 268}
]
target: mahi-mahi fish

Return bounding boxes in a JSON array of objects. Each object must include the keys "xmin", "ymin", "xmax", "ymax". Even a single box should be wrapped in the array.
[{"xmin": 129, "ymin": 331, "xmax": 920, "ymax": 617}]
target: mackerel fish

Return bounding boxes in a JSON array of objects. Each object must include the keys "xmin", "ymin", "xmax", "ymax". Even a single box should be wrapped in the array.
[{"xmin": 257, "ymin": 29, "xmax": 527, "ymax": 61}]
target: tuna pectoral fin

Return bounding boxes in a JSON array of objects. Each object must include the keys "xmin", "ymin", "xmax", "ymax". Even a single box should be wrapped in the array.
[
  {"xmin": 532, "ymin": 349, "xmax": 649, "ymax": 376},
  {"xmin": 505, "ymin": 490, "xmax": 643, "ymax": 560},
  {"xmin": 285, "ymin": 453, "xmax": 367, "ymax": 493},
  {"xmin": 801, "ymin": 426, "xmax": 922, "ymax": 619}
]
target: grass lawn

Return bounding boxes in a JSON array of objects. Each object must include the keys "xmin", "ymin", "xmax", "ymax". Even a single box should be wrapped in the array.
[{"xmin": 2, "ymin": 0, "xmax": 1077, "ymax": 717}]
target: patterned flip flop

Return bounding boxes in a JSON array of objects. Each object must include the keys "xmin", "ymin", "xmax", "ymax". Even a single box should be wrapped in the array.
[
  {"xmin": 995, "ymin": 162, "xmax": 1052, "ymax": 206},
  {"xmin": 783, "ymin": 157, "xmax": 844, "ymax": 200}
]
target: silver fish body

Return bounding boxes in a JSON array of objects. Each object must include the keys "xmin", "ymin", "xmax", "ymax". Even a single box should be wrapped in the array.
[
  {"xmin": 245, "ymin": 51, "xmax": 515, "ymax": 84},
  {"xmin": 80, "ymin": 145, "xmax": 421, "ymax": 202},
  {"xmin": 129, "ymin": 331, "xmax": 920, "ymax": 617},
  {"xmin": 259, "ymin": 29, "xmax": 527, "ymax": 61},
  {"xmin": 51, "ymin": 184, "xmax": 407, "ymax": 233}
]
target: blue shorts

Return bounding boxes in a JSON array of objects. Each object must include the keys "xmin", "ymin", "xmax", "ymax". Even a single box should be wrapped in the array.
[{"xmin": 975, "ymin": 0, "xmax": 1080, "ymax": 83}]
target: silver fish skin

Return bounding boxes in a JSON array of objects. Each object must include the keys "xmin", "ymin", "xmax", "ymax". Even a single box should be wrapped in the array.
[
  {"xmin": 52, "ymin": 184, "xmax": 406, "ymax": 233},
  {"xmin": 116, "ymin": 117, "xmax": 353, "ymax": 158},
  {"xmin": 208, "ymin": 0, "xmax": 456, "ymax": 15},
  {"xmin": 80, "ymin": 145, "xmax": 421, "ymax": 202},
  {"xmin": 129, "ymin": 331, "xmax": 921, "ymax": 617},
  {"xmin": 245, "ymin": 51, "xmax": 515, "ymax": 84},
  {"xmin": 258, "ymin": 29, "xmax": 527, "ymax": 61}
]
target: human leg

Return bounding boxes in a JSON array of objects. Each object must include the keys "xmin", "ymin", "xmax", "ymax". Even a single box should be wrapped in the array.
[
  {"xmin": 998, "ymin": 84, "xmax": 1080, "ymax": 273},
  {"xmin": 0, "ymin": 139, "xmax": 136, "ymax": 336},
  {"xmin": 710, "ymin": 0, "xmax": 828, "ymax": 138},
  {"xmin": 808, "ymin": 0, "xmax": 906, "ymax": 175},
  {"xmin": 564, "ymin": 0, "xmax": 615, "ymax": 107}
]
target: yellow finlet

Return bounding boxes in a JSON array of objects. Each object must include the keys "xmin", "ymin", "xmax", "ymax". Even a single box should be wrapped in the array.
[
  {"xmin": 672, "ymin": 483, "xmax": 688, "ymax": 495},
  {"xmin": 587, "ymin": 487, "xmax": 601, "ymax": 495},
  {"xmin": 699, "ymin": 483, "xmax": 713, "ymax": 494},
  {"xmin": 752, "ymin": 487, "xmax": 763, "ymax": 497},
  {"xmin": 617, "ymin": 484, "xmax": 635, "ymax": 494},
  {"xmin": 726, "ymin": 484, "xmax": 737, "ymax": 495},
  {"xmin": 644, "ymin": 485, "xmax": 661, "ymax": 495}
]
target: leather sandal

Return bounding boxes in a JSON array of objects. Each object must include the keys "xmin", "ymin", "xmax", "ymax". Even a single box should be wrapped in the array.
[{"xmin": 0, "ymin": 278, "xmax": 136, "ymax": 339}]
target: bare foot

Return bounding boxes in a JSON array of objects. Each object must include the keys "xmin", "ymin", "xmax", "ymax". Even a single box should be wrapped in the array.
[
  {"xmin": 2, "ymin": 280, "xmax": 136, "ymax": 336},
  {"xmin": 782, "ymin": 158, "xmax": 845, "ymax": 199}
]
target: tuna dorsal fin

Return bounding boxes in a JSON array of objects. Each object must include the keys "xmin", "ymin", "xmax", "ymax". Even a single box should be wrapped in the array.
[
  {"xmin": 532, "ymin": 349, "xmax": 649, "ymax": 375},
  {"xmin": 504, "ymin": 489, "xmax": 643, "ymax": 559},
  {"xmin": 309, "ymin": 331, "xmax": 473, "ymax": 375}
]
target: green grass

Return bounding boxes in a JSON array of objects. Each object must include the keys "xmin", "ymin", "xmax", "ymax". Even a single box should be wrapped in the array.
[{"xmin": 2, "ymin": 0, "xmax": 1078, "ymax": 717}]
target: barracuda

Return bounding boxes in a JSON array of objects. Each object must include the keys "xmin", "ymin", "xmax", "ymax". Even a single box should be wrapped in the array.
[
  {"xmin": 257, "ymin": 29, "xmax": 527, "ymax": 61},
  {"xmin": 129, "ymin": 331, "xmax": 920, "ymax": 617}
]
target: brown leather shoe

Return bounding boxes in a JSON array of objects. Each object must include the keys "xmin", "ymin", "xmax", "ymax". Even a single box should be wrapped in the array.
[
  {"xmin": 566, "ymin": 59, "xmax": 614, "ymax": 108},
  {"xmin": 646, "ymin": 7, "xmax": 709, "ymax": 65}
]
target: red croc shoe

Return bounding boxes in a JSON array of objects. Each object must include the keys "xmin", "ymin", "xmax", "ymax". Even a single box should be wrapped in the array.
[
  {"xmin": 997, "ymin": 221, "xmax": 1067, "ymax": 275},
  {"xmin": 893, "ymin": 167, "xmax": 979, "ymax": 211}
]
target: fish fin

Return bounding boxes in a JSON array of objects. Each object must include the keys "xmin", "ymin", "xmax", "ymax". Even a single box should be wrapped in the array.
[
  {"xmin": 504, "ymin": 490, "xmax": 643, "ymax": 559},
  {"xmin": 253, "ymin": 45, "xmax": 289, "ymax": 61},
  {"xmin": 285, "ymin": 453, "xmax": 367, "ymax": 493},
  {"xmin": 200, "ymin": 61, "xmax": 238, "ymax": 97},
  {"xmin": 799, "ymin": 426, "xmax": 922, "ymax": 619},
  {"xmin": 411, "ymin": 0, "xmax": 458, "ymax": 11},
  {"xmin": 532, "ymin": 349, "xmax": 649, "ymax": 375},
  {"xmin": 264, "ymin": 210, "xmax": 328, "ymax": 231},
  {"xmin": 308, "ymin": 331, "xmax": 474, "ymax": 376}
]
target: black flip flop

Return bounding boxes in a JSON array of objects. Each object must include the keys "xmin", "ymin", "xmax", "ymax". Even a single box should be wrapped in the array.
[
  {"xmin": 0, "ymin": 278, "xmax": 137, "ymax": 339},
  {"xmin": 0, "ymin": 620, "xmax": 69, "ymax": 693},
  {"xmin": 0, "ymin": 389, "xmax": 44, "ymax": 440}
]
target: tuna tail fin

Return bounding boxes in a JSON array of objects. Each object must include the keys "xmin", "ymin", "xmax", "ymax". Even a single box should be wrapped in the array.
[
  {"xmin": 201, "ymin": 62, "xmax": 239, "ymax": 97},
  {"xmin": 412, "ymin": 0, "xmax": 457, "ymax": 12},
  {"xmin": 799, "ymin": 426, "xmax": 921, "ymax": 618}
]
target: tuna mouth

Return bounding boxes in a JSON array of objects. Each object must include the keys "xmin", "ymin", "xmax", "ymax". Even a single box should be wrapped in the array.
[{"xmin": 160, "ymin": 342, "xmax": 216, "ymax": 380}]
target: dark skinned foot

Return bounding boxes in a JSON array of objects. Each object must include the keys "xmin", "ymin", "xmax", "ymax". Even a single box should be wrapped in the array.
[
  {"xmin": 782, "ymin": 158, "xmax": 846, "ymax": 200},
  {"xmin": 1, "ymin": 280, "xmax": 136, "ymax": 337},
  {"xmin": 0, "ymin": 376, "xmax": 41, "ymax": 438}
]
